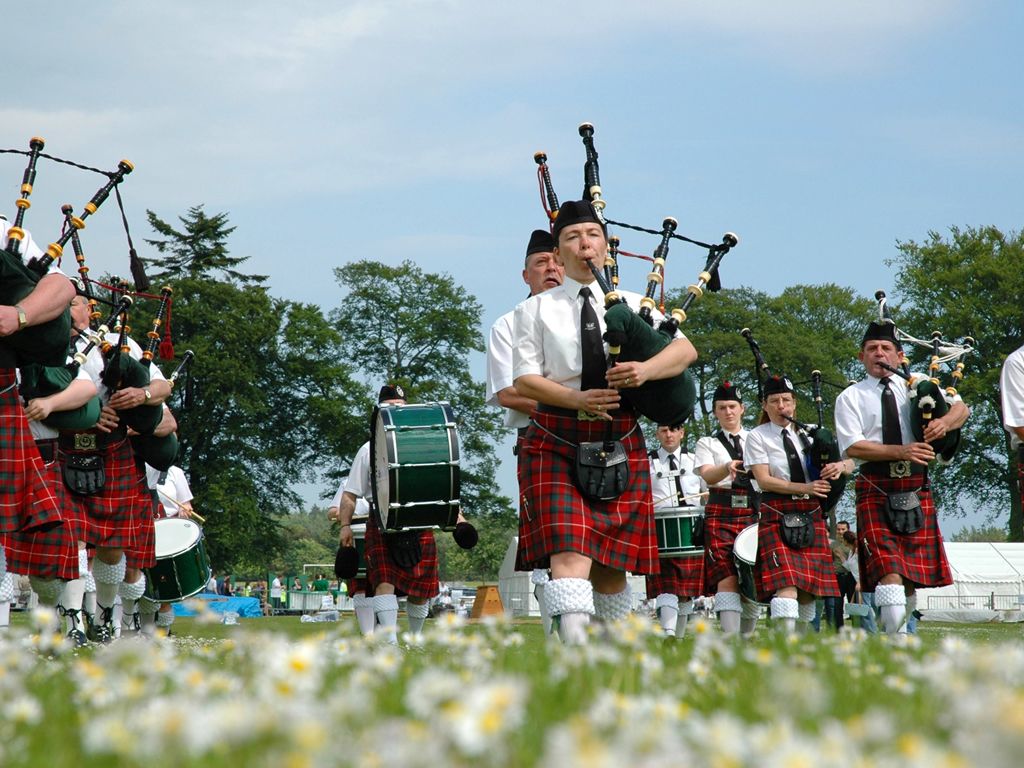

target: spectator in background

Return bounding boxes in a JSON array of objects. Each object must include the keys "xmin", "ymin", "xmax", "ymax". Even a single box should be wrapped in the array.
[
  {"xmin": 270, "ymin": 574, "xmax": 283, "ymax": 613},
  {"xmin": 843, "ymin": 530, "xmax": 877, "ymax": 634}
]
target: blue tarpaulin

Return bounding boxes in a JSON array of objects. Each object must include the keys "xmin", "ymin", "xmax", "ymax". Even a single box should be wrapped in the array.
[{"xmin": 172, "ymin": 592, "xmax": 263, "ymax": 618}]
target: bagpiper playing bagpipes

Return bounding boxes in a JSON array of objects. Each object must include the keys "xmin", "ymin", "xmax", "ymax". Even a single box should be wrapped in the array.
[{"xmin": 833, "ymin": 290, "xmax": 971, "ymax": 636}]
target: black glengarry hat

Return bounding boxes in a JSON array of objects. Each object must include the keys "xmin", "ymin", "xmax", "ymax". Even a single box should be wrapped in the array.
[
  {"xmin": 378, "ymin": 383, "xmax": 406, "ymax": 403},
  {"xmin": 551, "ymin": 200, "xmax": 607, "ymax": 241},
  {"xmin": 526, "ymin": 229, "xmax": 555, "ymax": 257},
  {"xmin": 861, "ymin": 321, "xmax": 900, "ymax": 347},
  {"xmin": 713, "ymin": 380, "xmax": 742, "ymax": 404},
  {"xmin": 763, "ymin": 375, "xmax": 794, "ymax": 398}
]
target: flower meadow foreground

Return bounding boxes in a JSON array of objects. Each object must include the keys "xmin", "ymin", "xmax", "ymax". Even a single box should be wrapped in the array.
[{"xmin": 1, "ymin": 608, "xmax": 1023, "ymax": 768}]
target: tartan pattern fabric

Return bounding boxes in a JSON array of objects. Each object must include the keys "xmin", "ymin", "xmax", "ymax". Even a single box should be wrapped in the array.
[
  {"xmin": 645, "ymin": 553, "xmax": 704, "ymax": 598},
  {"xmin": 756, "ymin": 496, "xmax": 839, "ymax": 598},
  {"xmin": 125, "ymin": 483, "xmax": 157, "ymax": 570},
  {"xmin": 344, "ymin": 578, "xmax": 370, "ymax": 596},
  {"xmin": 66, "ymin": 436, "xmax": 140, "ymax": 551},
  {"xmin": 703, "ymin": 502, "xmax": 759, "ymax": 587},
  {"xmin": 0, "ymin": 372, "xmax": 64, "ymax": 534},
  {"xmin": 854, "ymin": 474, "xmax": 953, "ymax": 592},
  {"xmin": 0, "ymin": 452, "xmax": 80, "ymax": 579},
  {"xmin": 363, "ymin": 516, "xmax": 439, "ymax": 600},
  {"xmin": 516, "ymin": 408, "xmax": 658, "ymax": 575}
]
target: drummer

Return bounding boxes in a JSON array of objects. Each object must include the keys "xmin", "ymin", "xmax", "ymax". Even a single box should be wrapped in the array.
[
  {"xmin": 328, "ymin": 486, "xmax": 375, "ymax": 636},
  {"xmin": 485, "ymin": 228, "xmax": 564, "ymax": 636},
  {"xmin": 337, "ymin": 384, "xmax": 442, "ymax": 644},
  {"xmin": 645, "ymin": 421, "xmax": 706, "ymax": 638},
  {"xmin": 693, "ymin": 381, "xmax": 761, "ymax": 637},
  {"xmin": 743, "ymin": 375, "xmax": 842, "ymax": 634},
  {"xmin": 512, "ymin": 200, "xmax": 697, "ymax": 645}
]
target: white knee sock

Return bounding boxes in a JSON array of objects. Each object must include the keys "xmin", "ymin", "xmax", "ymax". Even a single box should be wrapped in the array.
[
  {"xmin": 676, "ymin": 599, "xmax": 694, "ymax": 638},
  {"xmin": 716, "ymin": 591, "xmax": 742, "ymax": 636},
  {"xmin": 740, "ymin": 598, "xmax": 761, "ymax": 638},
  {"xmin": 770, "ymin": 597, "xmax": 799, "ymax": 634},
  {"xmin": 352, "ymin": 593, "xmax": 376, "ymax": 635},
  {"xmin": 655, "ymin": 593, "xmax": 679, "ymax": 636},
  {"xmin": 874, "ymin": 584, "xmax": 907, "ymax": 636},
  {"xmin": 92, "ymin": 556, "xmax": 126, "ymax": 613},
  {"xmin": 373, "ymin": 594, "xmax": 399, "ymax": 644},
  {"xmin": 60, "ymin": 579, "xmax": 87, "ymax": 634},
  {"xmin": 29, "ymin": 576, "xmax": 64, "ymax": 607},
  {"xmin": 139, "ymin": 598, "xmax": 159, "ymax": 637},
  {"xmin": 798, "ymin": 600, "xmax": 817, "ymax": 625},
  {"xmin": 534, "ymin": 582, "xmax": 553, "ymax": 637},
  {"xmin": 0, "ymin": 601, "xmax": 9, "ymax": 628},
  {"xmin": 156, "ymin": 608, "xmax": 175, "ymax": 632},
  {"xmin": 545, "ymin": 578, "xmax": 594, "ymax": 646},
  {"xmin": 406, "ymin": 600, "xmax": 429, "ymax": 635},
  {"xmin": 593, "ymin": 586, "xmax": 632, "ymax": 625}
]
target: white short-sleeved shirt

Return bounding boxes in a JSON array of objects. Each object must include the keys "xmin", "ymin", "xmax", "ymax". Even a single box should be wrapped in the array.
[
  {"xmin": 512, "ymin": 275, "xmax": 684, "ymax": 389},
  {"xmin": 270, "ymin": 577, "xmax": 282, "ymax": 599},
  {"xmin": 26, "ymin": 364, "xmax": 94, "ymax": 441},
  {"xmin": 1, "ymin": 219, "xmax": 64, "ymax": 275},
  {"xmin": 330, "ymin": 478, "xmax": 370, "ymax": 517},
  {"xmin": 744, "ymin": 422, "xmax": 811, "ymax": 482},
  {"xmin": 343, "ymin": 441, "xmax": 372, "ymax": 498},
  {"xmin": 649, "ymin": 447, "xmax": 704, "ymax": 508},
  {"xmin": 1000, "ymin": 345, "xmax": 1024, "ymax": 449},
  {"xmin": 485, "ymin": 308, "xmax": 529, "ymax": 429},
  {"xmin": 693, "ymin": 429, "xmax": 759, "ymax": 490},
  {"xmin": 146, "ymin": 464, "xmax": 193, "ymax": 517}
]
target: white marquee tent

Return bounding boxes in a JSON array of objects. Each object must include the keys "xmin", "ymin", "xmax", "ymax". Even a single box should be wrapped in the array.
[{"xmin": 916, "ymin": 542, "xmax": 1024, "ymax": 622}]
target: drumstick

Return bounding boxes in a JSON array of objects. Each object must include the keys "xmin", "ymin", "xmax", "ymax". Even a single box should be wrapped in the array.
[
  {"xmin": 653, "ymin": 491, "xmax": 709, "ymax": 506},
  {"xmin": 156, "ymin": 487, "xmax": 205, "ymax": 524}
]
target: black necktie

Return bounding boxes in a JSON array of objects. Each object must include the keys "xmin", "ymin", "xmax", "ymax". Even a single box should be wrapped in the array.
[
  {"xmin": 579, "ymin": 286, "xmax": 606, "ymax": 390},
  {"xmin": 730, "ymin": 433, "xmax": 752, "ymax": 490},
  {"xmin": 781, "ymin": 428, "xmax": 807, "ymax": 483},
  {"xmin": 880, "ymin": 377, "xmax": 903, "ymax": 445},
  {"xmin": 667, "ymin": 453, "xmax": 687, "ymax": 505}
]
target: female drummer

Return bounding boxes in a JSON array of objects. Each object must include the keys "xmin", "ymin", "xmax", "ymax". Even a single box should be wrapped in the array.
[
  {"xmin": 512, "ymin": 200, "xmax": 697, "ymax": 645},
  {"xmin": 743, "ymin": 375, "xmax": 842, "ymax": 634},
  {"xmin": 693, "ymin": 380, "xmax": 762, "ymax": 637}
]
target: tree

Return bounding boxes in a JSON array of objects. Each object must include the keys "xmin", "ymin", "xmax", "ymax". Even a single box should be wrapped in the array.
[
  {"xmin": 890, "ymin": 226, "xmax": 1024, "ymax": 539},
  {"xmin": 950, "ymin": 524, "xmax": 1008, "ymax": 543},
  {"xmin": 330, "ymin": 260, "xmax": 513, "ymax": 532},
  {"xmin": 143, "ymin": 207, "xmax": 369, "ymax": 569}
]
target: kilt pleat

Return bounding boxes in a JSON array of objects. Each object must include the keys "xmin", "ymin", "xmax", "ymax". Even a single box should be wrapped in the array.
[
  {"xmin": 363, "ymin": 517, "xmax": 439, "ymax": 600},
  {"xmin": 703, "ymin": 502, "xmax": 758, "ymax": 587},
  {"xmin": 645, "ymin": 554, "xmax": 704, "ymax": 598},
  {"xmin": 0, "ymin": 372, "xmax": 63, "ymax": 535},
  {"xmin": 67, "ymin": 437, "xmax": 140, "ymax": 551},
  {"xmin": 0, "ymin": 453, "xmax": 80, "ymax": 580},
  {"xmin": 516, "ymin": 408, "xmax": 658, "ymax": 575},
  {"xmin": 756, "ymin": 497, "xmax": 838, "ymax": 598},
  {"xmin": 855, "ymin": 474, "xmax": 953, "ymax": 592},
  {"xmin": 125, "ymin": 479, "xmax": 157, "ymax": 570}
]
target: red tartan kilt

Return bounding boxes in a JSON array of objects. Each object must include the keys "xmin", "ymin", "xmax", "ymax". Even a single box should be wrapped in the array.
[
  {"xmin": 516, "ymin": 408, "xmax": 658, "ymax": 575},
  {"xmin": 0, "ymin": 372, "xmax": 63, "ymax": 535},
  {"xmin": 756, "ymin": 496, "xmax": 839, "ymax": 598},
  {"xmin": 363, "ymin": 518, "xmax": 438, "ymax": 600},
  {"xmin": 703, "ymin": 501, "xmax": 758, "ymax": 587},
  {"xmin": 125, "ymin": 484, "xmax": 157, "ymax": 570},
  {"xmin": 68, "ymin": 438, "xmax": 140, "ymax": 551},
  {"xmin": 0, "ymin": 455, "xmax": 80, "ymax": 580},
  {"xmin": 645, "ymin": 553, "xmax": 704, "ymax": 598},
  {"xmin": 855, "ymin": 474, "xmax": 953, "ymax": 592},
  {"xmin": 345, "ymin": 578, "xmax": 369, "ymax": 595}
]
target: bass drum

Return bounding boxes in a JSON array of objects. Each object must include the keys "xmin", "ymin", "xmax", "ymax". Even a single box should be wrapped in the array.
[
  {"xmin": 143, "ymin": 518, "xmax": 211, "ymax": 602},
  {"xmin": 733, "ymin": 523, "xmax": 763, "ymax": 604},
  {"xmin": 371, "ymin": 402, "xmax": 460, "ymax": 531}
]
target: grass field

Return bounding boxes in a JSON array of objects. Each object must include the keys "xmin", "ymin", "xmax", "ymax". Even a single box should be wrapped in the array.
[{"xmin": 2, "ymin": 609, "xmax": 1022, "ymax": 767}]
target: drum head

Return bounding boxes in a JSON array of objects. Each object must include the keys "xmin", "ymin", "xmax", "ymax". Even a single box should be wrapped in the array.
[
  {"xmin": 154, "ymin": 518, "xmax": 203, "ymax": 559},
  {"xmin": 654, "ymin": 505, "xmax": 702, "ymax": 520},
  {"xmin": 733, "ymin": 523, "xmax": 759, "ymax": 565}
]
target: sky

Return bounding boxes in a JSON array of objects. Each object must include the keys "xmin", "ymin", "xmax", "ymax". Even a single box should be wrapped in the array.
[{"xmin": 5, "ymin": 1, "xmax": 1022, "ymax": 533}]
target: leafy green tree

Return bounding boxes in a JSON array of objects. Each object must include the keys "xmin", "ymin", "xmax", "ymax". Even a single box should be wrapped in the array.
[
  {"xmin": 890, "ymin": 226, "xmax": 1024, "ymax": 539},
  {"xmin": 950, "ymin": 524, "xmax": 1008, "ymax": 543},
  {"xmin": 330, "ymin": 260, "xmax": 514, "ymax": 535},
  {"xmin": 143, "ymin": 206, "xmax": 369, "ymax": 569}
]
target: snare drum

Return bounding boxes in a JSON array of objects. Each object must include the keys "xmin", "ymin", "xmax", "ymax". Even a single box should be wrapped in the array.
[
  {"xmin": 372, "ymin": 402, "xmax": 461, "ymax": 531},
  {"xmin": 143, "ymin": 518, "xmax": 211, "ymax": 602},
  {"xmin": 733, "ymin": 523, "xmax": 761, "ymax": 603},
  {"xmin": 655, "ymin": 506, "xmax": 704, "ymax": 558}
]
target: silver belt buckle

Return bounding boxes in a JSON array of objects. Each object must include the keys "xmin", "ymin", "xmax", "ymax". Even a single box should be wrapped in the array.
[
  {"xmin": 890, "ymin": 460, "xmax": 911, "ymax": 479},
  {"xmin": 730, "ymin": 494, "xmax": 748, "ymax": 508},
  {"xmin": 73, "ymin": 433, "xmax": 97, "ymax": 451}
]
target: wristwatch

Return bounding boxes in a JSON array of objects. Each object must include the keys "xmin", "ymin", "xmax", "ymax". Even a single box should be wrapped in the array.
[
  {"xmin": 14, "ymin": 304, "xmax": 27, "ymax": 330},
  {"xmin": 143, "ymin": 388, "xmax": 152, "ymax": 402}
]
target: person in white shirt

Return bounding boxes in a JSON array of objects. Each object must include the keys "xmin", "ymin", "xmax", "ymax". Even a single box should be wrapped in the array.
[
  {"xmin": 270, "ymin": 574, "xmax": 283, "ymax": 613},
  {"xmin": 834, "ymin": 321, "xmax": 966, "ymax": 635},
  {"xmin": 645, "ymin": 422, "xmax": 706, "ymax": 638},
  {"xmin": 512, "ymin": 200, "xmax": 697, "ymax": 645},
  {"xmin": 745, "ymin": 375, "xmax": 844, "ymax": 634},
  {"xmin": 1000, "ymin": 343, "xmax": 1024, "ymax": 507},
  {"xmin": 485, "ymin": 228, "xmax": 563, "ymax": 636},
  {"xmin": 693, "ymin": 381, "xmax": 761, "ymax": 637}
]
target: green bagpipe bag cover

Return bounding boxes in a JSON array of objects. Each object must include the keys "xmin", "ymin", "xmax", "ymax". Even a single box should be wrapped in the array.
[
  {"xmin": 18, "ymin": 363, "xmax": 101, "ymax": 431},
  {"xmin": 131, "ymin": 432, "xmax": 179, "ymax": 472},
  {"xmin": 102, "ymin": 351, "xmax": 164, "ymax": 435},
  {"xmin": 603, "ymin": 303, "xmax": 696, "ymax": 426},
  {"xmin": 0, "ymin": 248, "xmax": 72, "ymax": 366}
]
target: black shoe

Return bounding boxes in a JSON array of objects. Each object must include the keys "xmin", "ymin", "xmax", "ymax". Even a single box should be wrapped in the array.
[
  {"xmin": 67, "ymin": 629, "xmax": 88, "ymax": 648},
  {"xmin": 86, "ymin": 607, "xmax": 115, "ymax": 644}
]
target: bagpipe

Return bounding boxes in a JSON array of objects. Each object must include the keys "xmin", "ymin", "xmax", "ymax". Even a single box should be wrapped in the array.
[
  {"xmin": 741, "ymin": 327, "xmax": 848, "ymax": 512},
  {"xmin": 535, "ymin": 123, "xmax": 740, "ymax": 426},
  {"xmin": 874, "ymin": 290, "xmax": 973, "ymax": 463},
  {"xmin": 1, "ymin": 138, "xmax": 144, "ymax": 366}
]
